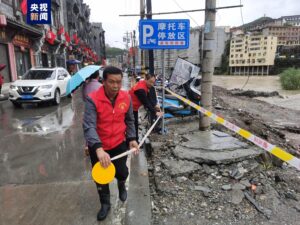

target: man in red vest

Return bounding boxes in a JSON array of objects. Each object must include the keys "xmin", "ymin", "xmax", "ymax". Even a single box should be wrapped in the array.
[
  {"xmin": 129, "ymin": 74, "xmax": 163, "ymax": 141},
  {"xmin": 83, "ymin": 66, "xmax": 139, "ymax": 221}
]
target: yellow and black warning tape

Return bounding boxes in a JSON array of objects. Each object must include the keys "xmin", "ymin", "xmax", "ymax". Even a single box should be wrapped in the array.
[{"xmin": 165, "ymin": 88, "xmax": 300, "ymax": 171}]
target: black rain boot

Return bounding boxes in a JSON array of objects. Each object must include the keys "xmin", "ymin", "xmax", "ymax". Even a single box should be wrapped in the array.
[
  {"xmin": 118, "ymin": 180, "xmax": 127, "ymax": 202},
  {"xmin": 97, "ymin": 185, "xmax": 111, "ymax": 221}
]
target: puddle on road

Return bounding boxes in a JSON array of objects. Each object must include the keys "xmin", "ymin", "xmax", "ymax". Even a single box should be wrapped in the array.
[{"xmin": 14, "ymin": 104, "xmax": 75, "ymax": 136}]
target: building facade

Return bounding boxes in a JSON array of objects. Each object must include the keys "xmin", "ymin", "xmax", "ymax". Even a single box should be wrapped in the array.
[
  {"xmin": 152, "ymin": 26, "xmax": 230, "ymax": 77},
  {"xmin": 262, "ymin": 26, "xmax": 300, "ymax": 46},
  {"xmin": 229, "ymin": 34, "xmax": 277, "ymax": 75},
  {"xmin": 0, "ymin": 0, "xmax": 106, "ymax": 82},
  {"xmin": 0, "ymin": 0, "xmax": 43, "ymax": 82},
  {"xmin": 280, "ymin": 15, "xmax": 300, "ymax": 27},
  {"xmin": 90, "ymin": 22, "xmax": 106, "ymax": 64}
]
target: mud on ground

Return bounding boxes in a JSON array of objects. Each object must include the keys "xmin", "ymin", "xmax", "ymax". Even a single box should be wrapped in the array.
[{"xmin": 147, "ymin": 85, "xmax": 300, "ymax": 225}]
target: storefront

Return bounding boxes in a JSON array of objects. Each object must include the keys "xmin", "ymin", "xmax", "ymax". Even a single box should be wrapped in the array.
[
  {"xmin": 0, "ymin": 29, "xmax": 11, "ymax": 82},
  {"xmin": 13, "ymin": 34, "xmax": 32, "ymax": 77},
  {"xmin": 39, "ymin": 39, "xmax": 66, "ymax": 68},
  {"xmin": 3, "ymin": 17, "xmax": 43, "ymax": 81},
  {"xmin": 40, "ymin": 43, "xmax": 52, "ymax": 68}
]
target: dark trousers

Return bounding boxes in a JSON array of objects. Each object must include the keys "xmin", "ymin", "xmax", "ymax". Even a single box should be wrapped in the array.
[
  {"xmin": 89, "ymin": 142, "xmax": 129, "ymax": 196},
  {"xmin": 0, "ymin": 85, "xmax": 2, "ymax": 94},
  {"xmin": 133, "ymin": 111, "xmax": 139, "ymax": 142}
]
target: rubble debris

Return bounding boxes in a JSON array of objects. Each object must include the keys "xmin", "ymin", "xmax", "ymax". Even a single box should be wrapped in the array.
[
  {"xmin": 230, "ymin": 89, "xmax": 281, "ymax": 98},
  {"xmin": 161, "ymin": 159, "xmax": 201, "ymax": 177},
  {"xmin": 147, "ymin": 85, "xmax": 300, "ymax": 225},
  {"xmin": 244, "ymin": 191, "xmax": 272, "ymax": 219},
  {"xmin": 231, "ymin": 190, "xmax": 245, "ymax": 204}
]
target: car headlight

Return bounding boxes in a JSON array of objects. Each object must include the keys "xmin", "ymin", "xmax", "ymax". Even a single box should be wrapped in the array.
[
  {"xmin": 10, "ymin": 85, "xmax": 18, "ymax": 90},
  {"xmin": 40, "ymin": 84, "xmax": 53, "ymax": 89}
]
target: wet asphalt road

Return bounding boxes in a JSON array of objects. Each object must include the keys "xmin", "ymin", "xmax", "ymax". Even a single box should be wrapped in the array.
[{"xmin": 0, "ymin": 73, "xmax": 131, "ymax": 225}]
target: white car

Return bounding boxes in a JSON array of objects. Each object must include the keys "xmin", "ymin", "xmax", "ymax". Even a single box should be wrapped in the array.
[
  {"xmin": 99, "ymin": 66, "xmax": 104, "ymax": 79},
  {"xmin": 9, "ymin": 67, "xmax": 71, "ymax": 107}
]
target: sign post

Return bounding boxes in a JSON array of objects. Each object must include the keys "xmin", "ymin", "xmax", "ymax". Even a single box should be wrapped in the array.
[{"xmin": 139, "ymin": 19, "xmax": 190, "ymax": 134}]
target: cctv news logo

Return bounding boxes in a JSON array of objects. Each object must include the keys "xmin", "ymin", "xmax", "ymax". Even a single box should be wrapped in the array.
[{"xmin": 27, "ymin": 0, "xmax": 51, "ymax": 25}]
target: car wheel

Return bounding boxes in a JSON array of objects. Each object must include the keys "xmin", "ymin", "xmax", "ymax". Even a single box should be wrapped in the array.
[
  {"xmin": 12, "ymin": 101, "xmax": 22, "ymax": 108},
  {"xmin": 53, "ymin": 89, "xmax": 61, "ymax": 105}
]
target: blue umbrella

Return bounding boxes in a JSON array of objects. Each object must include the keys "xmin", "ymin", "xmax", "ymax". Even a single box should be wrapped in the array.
[
  {"xmin": 66, "ymin": 59, "xmax": 81, "ymax": 64},
  {"xmin": 66, "ymin": 65, "xmax": 100, "ymax": 95}
]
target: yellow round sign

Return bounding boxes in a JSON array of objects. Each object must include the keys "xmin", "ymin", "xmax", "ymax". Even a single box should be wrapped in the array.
[{"xmin": 92, "ymin": 162, "xmax": 116, "ymax": 184}]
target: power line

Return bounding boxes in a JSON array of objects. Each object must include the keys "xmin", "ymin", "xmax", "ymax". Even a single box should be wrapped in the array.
[
  {"xmin": 239, "ymin": 0, "xmax": 245, "ymax": 25},
  {"xmin": 238, "ymin": 0, "xmax": 251, "ymax": 90},
  {"xmin": 119, "ymin": 4, "xmax": 243, "ymax": 17},
  {"xmin": 171, "ymin": 0, "xmax": 200, "ymax": 26}
]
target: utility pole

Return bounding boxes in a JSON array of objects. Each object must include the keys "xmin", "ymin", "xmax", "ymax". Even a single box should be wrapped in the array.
[
  {"xmin": 199, "ymin": 0, "xmax": 216, "ymax": 130},
  {"xmin": 146, "ymin": 0, "xmax": 154, "ymax": 74},
  {"xmin": 140, "ymin": 0, "xmax": 146, "ymax": 77},
  {"xmin": 123, "ymin": 31, "xmax": 130, "ymax": 69},
  {"xmin": 132, "ymin": 30, "xmax": 136, "ymax": 76}
]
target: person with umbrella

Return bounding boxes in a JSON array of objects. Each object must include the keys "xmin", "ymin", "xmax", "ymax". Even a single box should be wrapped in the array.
[
  {"xmin": 82, "ymin": 69, "xmax": 102, "ymax": 156},
  {"xmin": 66, "ymin": 59, "xmax": 81, "ymax": 76},
  {"xmin": 66, "ymin": 65, "xmax": 102, "ymax": 96},
  {"xmin": 0, "ymin": 64, "xmax": 6, "ymax": 96},
  {"xmin": 83, "ymin": 66, "xmax": 139, "ymax": 221}
]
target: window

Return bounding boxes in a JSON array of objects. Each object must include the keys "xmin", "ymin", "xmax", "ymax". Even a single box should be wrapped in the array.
[
  {"xmin": 2, "ymin": 0, "xmax": 13, "ymax": 6},
  {"xmin": 51, "ymin": 10, "xmax": 59, "ymax": 28}
]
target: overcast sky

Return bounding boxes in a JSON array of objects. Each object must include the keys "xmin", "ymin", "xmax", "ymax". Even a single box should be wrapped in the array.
[{"xmin": 83, "ymin": 0, "xmax": 299, "ymax": 49}]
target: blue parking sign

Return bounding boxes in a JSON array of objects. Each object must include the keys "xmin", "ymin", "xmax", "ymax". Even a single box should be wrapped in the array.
[
  {"xmin": 139, "ymin": 19, "xmax": 190, "ymax": 49},
  {"xmin": 27, "ymin": 0, "xmax": 51, "ymax": 25}
]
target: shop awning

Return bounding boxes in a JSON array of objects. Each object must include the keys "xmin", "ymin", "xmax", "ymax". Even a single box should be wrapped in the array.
[{"xmin": 6, "ymin": 16, "xmax": 43, "ymax": 38}]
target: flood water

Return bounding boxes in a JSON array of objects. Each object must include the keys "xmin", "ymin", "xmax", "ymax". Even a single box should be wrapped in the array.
[{"xmin": 212, "ymin": 75, "xmax": 300, "ymax": 110}]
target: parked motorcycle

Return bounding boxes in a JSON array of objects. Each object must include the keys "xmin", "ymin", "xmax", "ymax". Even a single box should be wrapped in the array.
[{"xmin": 156, "ymin": 76, "xmax": 201, "ymax": 118}]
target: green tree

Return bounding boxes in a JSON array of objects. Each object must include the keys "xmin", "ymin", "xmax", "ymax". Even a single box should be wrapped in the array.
[
  {"xmin": 280, "ymin": 68, "xmax": 300, "ymax": 90},
  {"xmin": 106, "ymin": 46, "xmax": 127, "ymax": 58},
  {"xmin": 215, "ymin": 40, "xmax": 230, "ymax": 75}
]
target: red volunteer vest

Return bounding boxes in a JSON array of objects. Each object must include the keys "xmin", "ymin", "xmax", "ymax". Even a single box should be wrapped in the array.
[
  {"xmin": 129, "ymin": 80, "xmax": 149, "ymax": 111},
  {"xmin": 89, "ymin": 86, "xmax": 130, "ymax": 150},
  {"xmin": 0, "ymin": 75, "xmax": 3, "ymax": 85}
]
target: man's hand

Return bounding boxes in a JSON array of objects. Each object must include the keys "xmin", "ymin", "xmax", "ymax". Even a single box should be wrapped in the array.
[
  {"xmin": 156, "ymin": 111, "xmax": 164, "ymax": 117},
  {"xmin": 96, "ymin": 147, "xmax": 111, "ymax": 168},
  {"xmin": 155, "ymin": 105, "xmax": 164, "ymax": 117},
  {"xmin": 155, "ymin": 105, "xmax": 161, "ymax": 112},
  {"xmin": 129, "ymin": 140, "xmax": 140, "ymax": 155}
]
